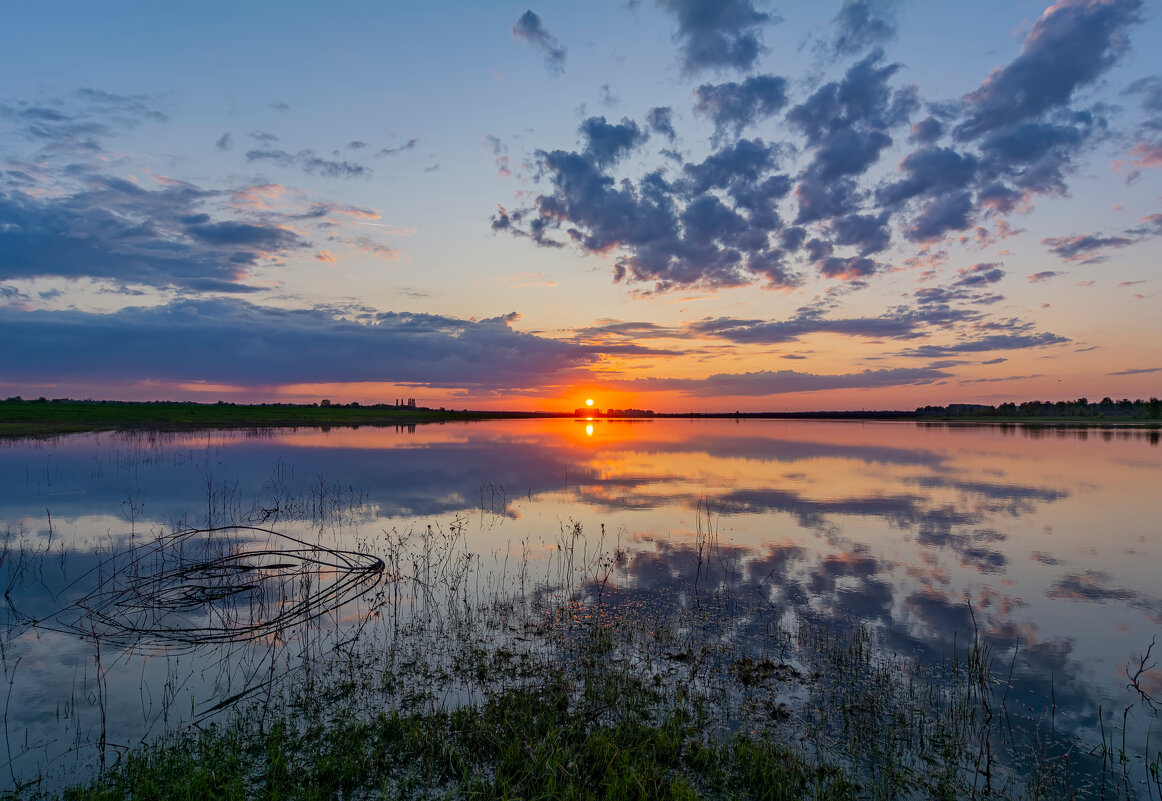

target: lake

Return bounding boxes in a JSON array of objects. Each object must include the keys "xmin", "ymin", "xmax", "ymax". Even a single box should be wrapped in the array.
[{"xmin": 2, "ymin": 419, "xmax": 1160, "ymax": 795}]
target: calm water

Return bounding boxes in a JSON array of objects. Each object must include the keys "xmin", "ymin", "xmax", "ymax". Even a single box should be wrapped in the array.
[{"xmin": 1, "ymin": 419, "xmax": 1160, "ymax": 791}]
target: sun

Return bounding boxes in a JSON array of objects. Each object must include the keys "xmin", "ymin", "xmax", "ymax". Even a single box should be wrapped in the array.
[{"xmin": 585, "ymin": 398, "xmax": 594, "ymax": 407}]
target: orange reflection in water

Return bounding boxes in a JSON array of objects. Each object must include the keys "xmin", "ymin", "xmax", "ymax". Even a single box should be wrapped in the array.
[{"xmin": 246, "ymin": 419, "xmax": 1162, "ymax": 519}]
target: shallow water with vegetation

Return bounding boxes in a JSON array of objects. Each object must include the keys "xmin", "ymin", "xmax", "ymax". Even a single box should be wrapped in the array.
[{"xmin": 1, "ymin": 419, "xmax": 1160, "ymax": 798}]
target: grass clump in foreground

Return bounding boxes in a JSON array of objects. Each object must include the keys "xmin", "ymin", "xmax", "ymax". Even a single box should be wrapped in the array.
[
  {"xmin": 61, "ymin": 668, "xmax": 855, "ymax": 801},
  {"xmin": 51, "ymin": 602, "xmax": 1081, "ymax": 801}
]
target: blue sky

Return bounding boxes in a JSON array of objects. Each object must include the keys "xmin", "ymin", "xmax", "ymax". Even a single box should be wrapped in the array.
[{"xmin": 1, "ymin": 0, "xmax": 1160, "ymax": 410}]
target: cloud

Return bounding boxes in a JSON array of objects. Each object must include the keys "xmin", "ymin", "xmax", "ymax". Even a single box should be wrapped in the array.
[
  {"xmin": 787, "ymin": 49, "xmax": 916, "ymax": 224},
  {"xmin": 818, "ymin": 255, "xmax": 880, "ymax": 280},
  {"xmin": 216, "ymin": 132, "xmax": 233, "ymax": 151},
  {"xmin": 0, "ymin": 175, "xmax": 307, "ymax": 291},
  {"xmin": 876, "ymin": 148, "xmax": 978, "ymax": 207},
  {"xmin": 645, "ymin": 107, "xmax": 677, "ymax": 141},
  {"xmin": 1, "ymin": 89, "xmax": 166, "ymax": 153},
  {"xmin": 507, "ymin": 134, "xmax": 798, "ymax": 289},
  {"xmin": 620, "ymin": 365, "xmax": 953, "ymax": 397},
  {"xmin": 377, "ymin": 138, "xmax": 418, "ymax": 157},
  {"xmin": 1041, "ymin": 232, "xmax": 1136, "ymax": 262},
  {"xmin": 1027, "ymin": 270, "xmax": 1062, "ymax": 282},
  {"xmin": 245, "ymin": 148, "xmax": 371, "ymax": 179},
  {"xmin": 903, "ymin": 190, "xmax": 975, "ymax": 242},
  {"xmin": 909, "ymin": 114, "xmax": 945, "ymax": 144},
  {"xmin": 570, "ymin": 318, "xmax": 683, "ymax": 343},
  {"xmin": 955, "ymin": 0, "xmax": 1143, "ymax": 140},
  {"xmin": 512, "ymin": 10, "xmax": 567, "ymax": 74},
  {"xmin": 578, "ymin": 116, "xmax": 648, "ymax": 166},
  {"xmin": 952, "ymin": 262, "xmax": 1005, "ymax": 287},
  {"xmin": 1127, "ymin": 141, "xmax": 1162, "ymax": 169},
  {"xmin": 1126, "ymin": 75, "xmax": 1162, "ymax": 114},
  {"xmin": 352, "ymin": 237, "xmax": 403, "ymax": 260},
  {"xmin": 830, "ymin": 0, "xmax": 898, "ymax": 56},
  {"xmin": 0, "ymin": 299, "xmax": 602, "ymax": 391},
  {"xmin": 689, "ymin": 303, "xmax": 981, "ymax": 345},
  {"xmin": 497, "ymin": 3, "xmax": 1149, "ymax": 299},
  {"xmin": 897, "ymin": 330, "xmax": 1069, "ymax": 358},
  {"xmin": 1109, "ymin": 366, "xmax": 1162, "ymax": 375},
  {"xmin": 828, "ymin": 211, "xmax": 891, "ymax": 255},
  {"xmin": 693, "ymin": 75, "xmax": 789, "ymax": 142},
  {"xmin": 656, "ymin": 0, "xmax": 774, "ymax": 75}
]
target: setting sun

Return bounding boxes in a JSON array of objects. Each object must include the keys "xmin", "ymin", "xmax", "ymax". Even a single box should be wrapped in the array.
[{"xmin": 585, "ymin": 398, "xmax": 594, "ymax": 406}]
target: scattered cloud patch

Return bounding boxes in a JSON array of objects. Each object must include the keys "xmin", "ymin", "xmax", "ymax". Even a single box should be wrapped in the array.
[
  {"xmin": 499, "ymin": 2, "xmax": 1148, "ymax": 297},
  {"xmin": 512, "ymin": 10, "xmax": 567, "ymax": 74},
  {"xmin": 829, "ymin": 0, "xmax": 898, "ymax": 56},
  {"xmin": 245, "ymin": 148, "xmax": 371, "ymax": 179},
  {"xmin": 0, "ymin": 89, "xmax": 166, "ymax": 152},
  {"xmin": 656, "ymin": 0, "xmax": 775, "ymax": 75},
  {"xmin": 378, "ymin": 138, "xmax": 419, "ymax": 157},
  {"xmin": 1042, "ymin": 232, "xmax": 1135, "ymax": 262},
  {"xmin": 952, "ymin": 262, "xmax": 1005, "ymax": 287},
  {"xmin": 693, "ymin": 75, "xmax": 789, "ymax": 142},
  {"xmin": 646, "ymin": 107, "xmax": 677, "ymax": 141}
]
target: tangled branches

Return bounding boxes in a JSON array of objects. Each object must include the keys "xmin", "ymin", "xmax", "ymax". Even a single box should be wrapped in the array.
[{"xmin": 19, "ymin": 526, "xmax": 385, "ymax": 649}]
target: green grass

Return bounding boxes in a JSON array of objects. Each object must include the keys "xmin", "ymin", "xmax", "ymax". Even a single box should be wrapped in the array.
[
  {"xmin": 59, "ymin": 668, "xmax": 858, "ymax": 801},
  {"xmin": 0, "ymin": 399, "xmax": 557, "ymax": 437}
]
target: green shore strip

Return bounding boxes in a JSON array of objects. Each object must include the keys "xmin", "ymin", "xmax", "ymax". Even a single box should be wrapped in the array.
[
  {"xmin": 0, "ymin": 399, "xmax": 550, "ymax": 438},
  {"xmin": 3, "ymin": 398, "xmax": 1159, "ymax": 439}
]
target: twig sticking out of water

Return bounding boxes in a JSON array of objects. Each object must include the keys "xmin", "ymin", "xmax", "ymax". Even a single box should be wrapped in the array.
[
  {"xmin": 1127, "ymin": 635, "xmax": 1159, "ymax": 713},
  {"xmin": 17, "ymin": 526, "xmax": 385, "ymax": 649}
]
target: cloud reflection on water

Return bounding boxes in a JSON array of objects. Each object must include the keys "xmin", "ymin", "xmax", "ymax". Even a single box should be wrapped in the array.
[{"xmin": 1, "ymin": 419, "xmax": 1160, "ymax": 788}]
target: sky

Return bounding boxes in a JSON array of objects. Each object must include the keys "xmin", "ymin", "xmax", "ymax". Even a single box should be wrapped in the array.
[{"xmin": 1, "ymin": 0, "xmax": 1160, "ymax": 412}]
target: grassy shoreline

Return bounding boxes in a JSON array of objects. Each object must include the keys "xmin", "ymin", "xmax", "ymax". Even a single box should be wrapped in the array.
[
  {"xmin": 0, "ymin": 399, "xmax": 562, "ymax": 438},
  {"xmin": 3, "ymin": 398, "xmax": 1159, "ymax": 439}
]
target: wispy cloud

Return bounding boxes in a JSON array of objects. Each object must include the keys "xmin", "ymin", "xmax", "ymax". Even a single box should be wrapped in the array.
[
  {"xmin": 617, "ymin": 366, "xmax": 952, "ymax": 397},
  {"xmin": 1109, "ymin": 366, "xmax": 1162, "ymax": 375},
  {"xmin": 245, "ymin": 148, "xmax": 371, "ymax": 179}
]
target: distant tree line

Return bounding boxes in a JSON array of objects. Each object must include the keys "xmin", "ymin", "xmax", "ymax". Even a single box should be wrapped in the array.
[
  {"xmin": 1, "ymin": 397, "xmax": 437, "ymax": 410},
  {"xmin": 575, "ymin": 408, "xmax": 657, "ymax": 418},
  {"xmin": 916, "ymin": 397, "xmax": 1162, "ymax": 420}
]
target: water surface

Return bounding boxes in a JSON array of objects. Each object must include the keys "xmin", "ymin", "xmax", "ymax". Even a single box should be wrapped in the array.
[{"xmin": 1, "ymin": 419, "xmax": 1159, "ymax": 791}]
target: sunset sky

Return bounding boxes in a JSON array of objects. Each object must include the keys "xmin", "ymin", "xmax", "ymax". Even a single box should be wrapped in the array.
[{"xmin": 2, "ymin": 0, "xmax": 1160, "ymax": 412}]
